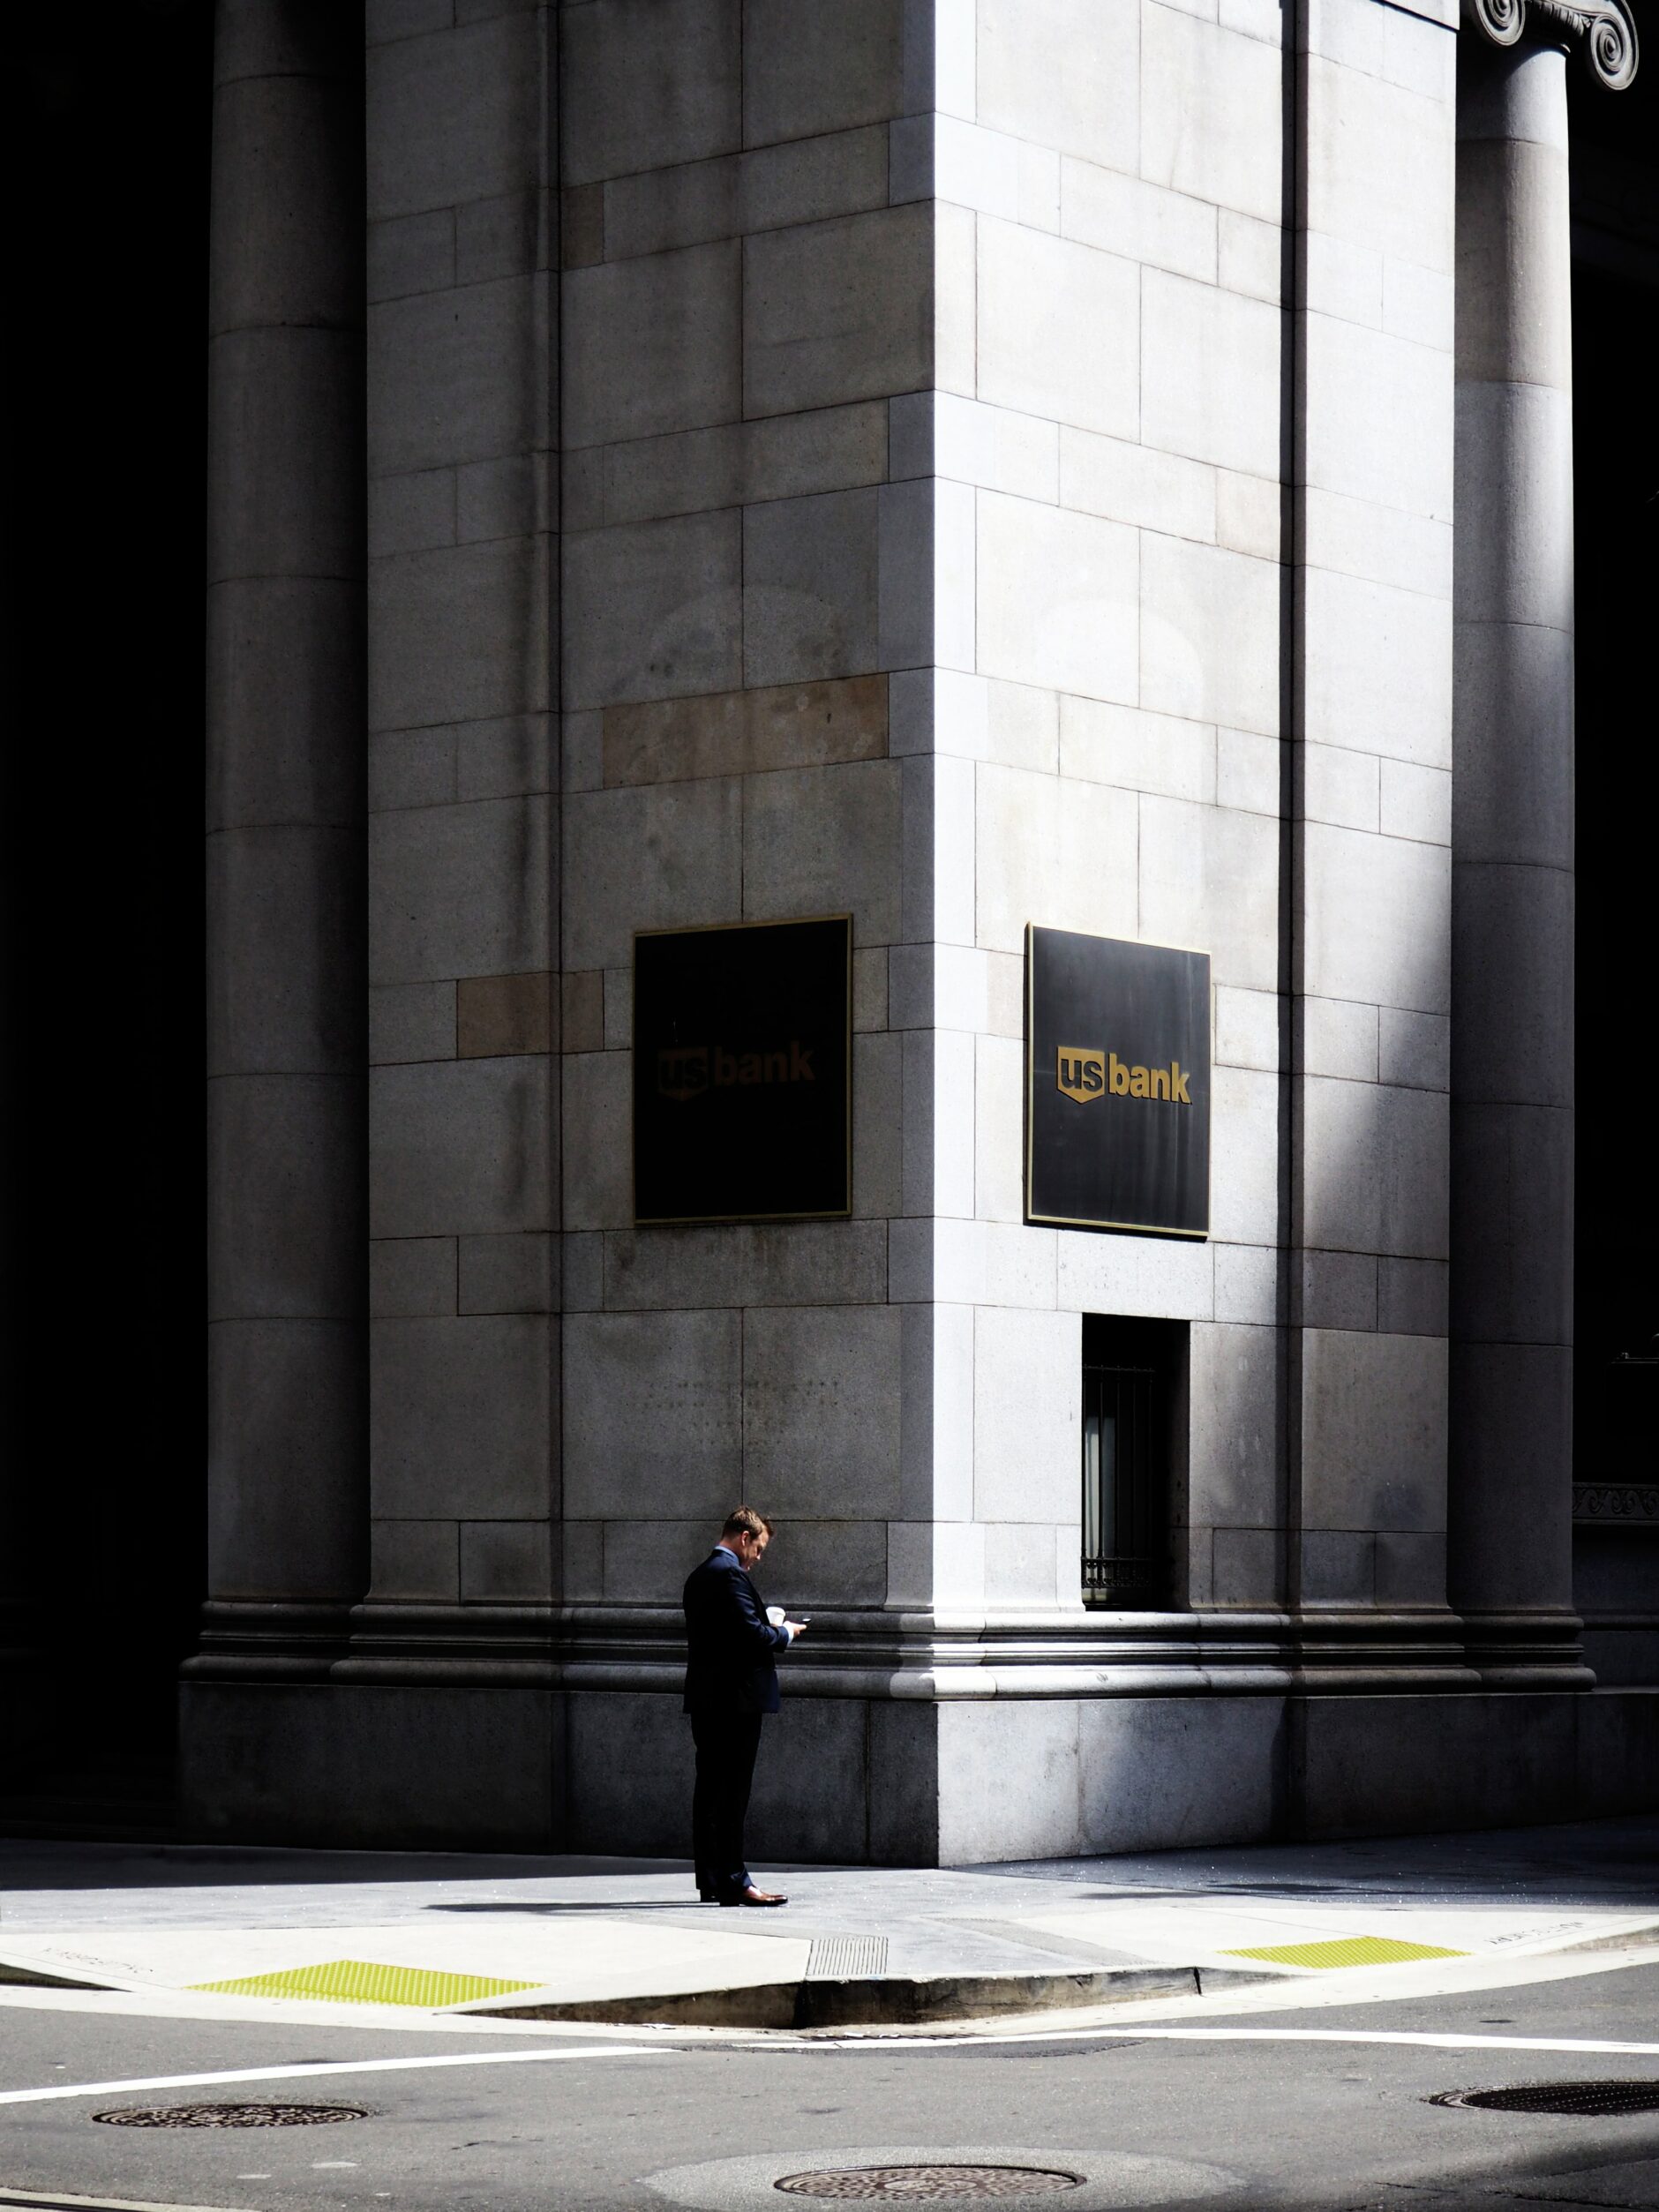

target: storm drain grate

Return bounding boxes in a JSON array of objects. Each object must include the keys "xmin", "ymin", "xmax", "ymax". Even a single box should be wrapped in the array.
[
  {"xmin": 775, "ymin": 2167, "xmax": 1082, "ymax": 2199},
  {"xmin": 93, "ymin": 2103, "xmax": 368, "ymax": 2128},
  {"xmin": 1431, "ymin": 2081, "xmax": 1659, "ymax": 2117},
  {"xmin": 807, "ymin": 1935, "xmax": 890, "ymax": 1980}
]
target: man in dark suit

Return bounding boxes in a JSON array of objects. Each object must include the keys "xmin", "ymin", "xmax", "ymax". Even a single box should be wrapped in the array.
[{"xmin": 682, "ymin": 1506, "xmax": 806, "ymax": 1907}]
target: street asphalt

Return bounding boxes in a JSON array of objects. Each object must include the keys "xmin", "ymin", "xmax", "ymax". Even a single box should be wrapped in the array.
[{"xmin": 4, "ymin": 1819, "xmax": 1659, "ymax": 2211}]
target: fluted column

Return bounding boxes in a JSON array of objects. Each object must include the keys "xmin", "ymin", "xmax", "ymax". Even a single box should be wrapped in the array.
[
  {"xmin": 1449, "ymin": 33, "xmax": 1581, "ymax": 1679},
  {"xmin": 204, "ymin": 0, "xmax": 366, "ymax": 1645}
]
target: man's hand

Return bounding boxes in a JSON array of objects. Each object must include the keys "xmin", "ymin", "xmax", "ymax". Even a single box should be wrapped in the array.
[{"xmin": 784, "ymin": 1619, "xmax": 807, "ymax": 1638}]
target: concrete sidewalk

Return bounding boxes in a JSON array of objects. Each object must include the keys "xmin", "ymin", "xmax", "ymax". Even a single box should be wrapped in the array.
[{"xmin": 4, "ymin": 1816, "xmax": 1658, "ymax": 2029}]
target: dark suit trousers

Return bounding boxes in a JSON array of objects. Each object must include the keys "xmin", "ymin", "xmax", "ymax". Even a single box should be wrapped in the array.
[{"xmin": 689, "ymin": 1710, "xmax": 763, "ymax": 1897}]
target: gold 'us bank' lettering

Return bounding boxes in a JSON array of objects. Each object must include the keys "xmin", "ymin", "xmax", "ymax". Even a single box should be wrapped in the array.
[
  {"xmin": 657, "ymin": 1041, "xmax": 816, "ymax": 1100},
  {"xmin": 1057, "ymin": 1046, "xmax": 1190, "ymax": 1105}
]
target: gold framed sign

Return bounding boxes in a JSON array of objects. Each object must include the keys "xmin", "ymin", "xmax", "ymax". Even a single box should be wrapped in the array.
[
  {"xmin": 1025, "ymin": 925, "xmax": 1211, "ymax": 1238},
  {"xmin": 633, "ymin": 915, "xmax": 852, "ymax": 1226}
]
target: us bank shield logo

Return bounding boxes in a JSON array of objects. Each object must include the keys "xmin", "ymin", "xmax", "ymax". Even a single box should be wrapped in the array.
[
  {"xmin": 1056, "ymin": 1046, "xmax": 1106, "ymax": 1102},
  {"xmin": 657, "ymin": 1045, "xmax": 709, "ymax": 1101}
]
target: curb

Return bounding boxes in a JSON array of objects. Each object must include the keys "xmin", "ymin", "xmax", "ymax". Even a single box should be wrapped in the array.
[
  {"xmin": 470, "ymin": 1963, "xmax": 1277, "ymax": 2030},
  {"xmin": 0, "ymin": 1960, "xmax": 116, "ymax": 1992}
]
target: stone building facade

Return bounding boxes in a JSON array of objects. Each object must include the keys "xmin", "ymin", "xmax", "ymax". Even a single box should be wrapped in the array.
[{"xmin": 16, "ymin": 0, "xmax": 1654, "ymax": 1856}]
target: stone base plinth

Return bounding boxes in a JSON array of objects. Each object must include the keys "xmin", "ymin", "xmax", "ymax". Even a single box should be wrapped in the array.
[
  {"xmin": 177, "ymin": 1683, "xmax": 1659, "ymax": 1858},
  {"xmin": 177, "ymin": 1682, "xmax": 562, "ymax": 1850}
]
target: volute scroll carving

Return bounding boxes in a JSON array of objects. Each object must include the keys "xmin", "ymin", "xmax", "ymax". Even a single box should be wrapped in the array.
[{"xmin": 1461, "ymin": 0, "xmax": 1639, "ymax": 87}]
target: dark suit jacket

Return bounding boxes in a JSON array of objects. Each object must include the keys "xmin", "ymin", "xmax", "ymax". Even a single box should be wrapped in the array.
[{"xmin": 682, "ymin": 1546, "xmax": 791, "ymax": 1715}]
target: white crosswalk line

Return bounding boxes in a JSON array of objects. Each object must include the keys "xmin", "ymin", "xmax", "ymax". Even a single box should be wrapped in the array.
[{"xmin": 0, "ymin": 2044, "xmax": 659, "ymax": 2109}]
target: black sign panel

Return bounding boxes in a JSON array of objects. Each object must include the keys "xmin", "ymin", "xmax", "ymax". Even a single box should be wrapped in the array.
[
  {"xmin": 634, "ymin": 916, "xmax": 852, "ymax": 1226},
  {"xmin": 1025, "ymin": 926, "xmax": 1211, "ymax": 1238}
]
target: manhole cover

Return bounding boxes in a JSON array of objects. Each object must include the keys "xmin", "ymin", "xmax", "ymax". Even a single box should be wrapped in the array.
[
  {"xmin": 775, "ymin": 2168, "xmax": 1082, "ymax": 2200},
  {"xmin": 93, "ymin": 2103, "xmax": 368, "ymax": 2128},
  {"xmin": 1432, "ymin": 2081, "xmax": 1659, "ymax": 2117}
]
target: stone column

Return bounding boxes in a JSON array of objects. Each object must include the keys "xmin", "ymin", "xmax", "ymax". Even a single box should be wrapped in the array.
[
  {"xmin": 203, "ymin": 0, "xmax": 367, "ymax": 1645},
  {"xmin": 1449, "ymin": 33, "xmax": 1581, "ymax": 1680}
]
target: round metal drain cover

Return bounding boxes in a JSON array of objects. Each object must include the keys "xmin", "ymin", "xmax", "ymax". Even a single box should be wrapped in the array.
[
  {"xmin": 775, "ymin": 2167, "xmax": 1082, "ymax": 2200},
  {"xmin": 94, "ymin": 2103, "xmax": 368, "ymax": 2129},
  {"xmin": 1432, "ymin": 2081, "xmax": 1659, "ymax": 2118}
]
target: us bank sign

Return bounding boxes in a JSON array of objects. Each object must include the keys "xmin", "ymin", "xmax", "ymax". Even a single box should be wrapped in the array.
[{"xmin": 1025, "ymin": 925, "xmax": 1212, "ymax": 1238}]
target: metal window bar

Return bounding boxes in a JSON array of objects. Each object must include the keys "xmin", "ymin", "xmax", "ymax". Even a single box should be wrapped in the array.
[{"xmin": 1082, "ymin": 1361, "xmax": 1164, "ymax": 1604}]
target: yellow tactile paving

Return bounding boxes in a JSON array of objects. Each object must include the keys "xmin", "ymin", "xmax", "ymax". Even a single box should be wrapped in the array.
[
  {"xmin": 1221, "ymin": 1935, "xmax": 1466, "ymax": 1970},
  {"xmin": 189, "ymin": 1960, "xmax": 541, "ymax": 2008}
]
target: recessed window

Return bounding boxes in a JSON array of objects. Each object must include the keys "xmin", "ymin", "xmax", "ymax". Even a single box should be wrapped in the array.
[{"xmin": 1082, "ymin": 1317, "xmax": 1184, "ymax": 1608}]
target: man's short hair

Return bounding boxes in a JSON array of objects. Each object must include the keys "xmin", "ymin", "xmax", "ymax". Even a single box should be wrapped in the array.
[{"xmin": 722, "ymin": 1506, "xmax": 773, "ymax": 1541}]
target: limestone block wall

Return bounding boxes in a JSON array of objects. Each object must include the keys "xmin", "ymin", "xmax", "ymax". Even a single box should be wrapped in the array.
[
  {"xmin": 557, "ymin": 0, "xmax": 929, "ymax": 1614},
  {"xmin": 550, "ymin": 0, "xmax": 1461, "ymax": 1638},
  {"xmin": 886, "ymin": 0, "xmax": 1458, "ymax": 1631},
  {"xmin": 1289, "ymin": 0, "xmax": 1458, "ymax": 1612},
  {"xmin": 909, "ymin": 0, "xmax": 1292, "ymax": 1616},
  {"xmin": 363, "ymin": 2, "xmax": 559, "ymax": 1613}
]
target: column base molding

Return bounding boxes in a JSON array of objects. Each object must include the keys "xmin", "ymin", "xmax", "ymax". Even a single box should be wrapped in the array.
[
  {"xmin": 178, "ymin": 1598, "xmax": 1590, "ymax": 1698},
  {"xmin": 1455, "ymin": 1607, "xmax": 1596, "ymax": 1688},
  {"xmin": 181, "ymin": 1601, "xmax": 359, "ymax": 1683}
]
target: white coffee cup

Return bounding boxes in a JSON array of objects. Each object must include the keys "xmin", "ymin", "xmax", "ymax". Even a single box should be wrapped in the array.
[{"xmin": 766, "ymin": 1605, "xmax": 785, "ymax": 1626}]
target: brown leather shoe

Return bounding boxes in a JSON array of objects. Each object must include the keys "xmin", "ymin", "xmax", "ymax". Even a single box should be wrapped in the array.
[{"xmin": 721, "ymin": 1885, "xmax": 788, "ymax": 1907}]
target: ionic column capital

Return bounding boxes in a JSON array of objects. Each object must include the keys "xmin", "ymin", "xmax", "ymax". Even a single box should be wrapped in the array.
[{"xmin": 1461, "ymin": 0, "xmax": 1639, "ymax": 90}]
